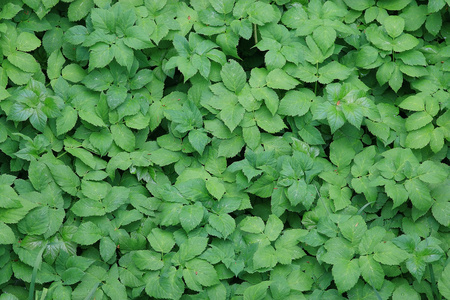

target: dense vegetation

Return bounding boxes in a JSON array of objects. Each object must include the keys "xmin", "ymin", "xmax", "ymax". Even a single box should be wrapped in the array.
[{"xmin": 0, "ymin": 0, "xmax": 449, "ymax": 299}]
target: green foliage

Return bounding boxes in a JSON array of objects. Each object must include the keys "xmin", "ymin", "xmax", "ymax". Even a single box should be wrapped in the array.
[{"xmin": 0, "ymin": 0, "xmax": 449, "ymax": 299}]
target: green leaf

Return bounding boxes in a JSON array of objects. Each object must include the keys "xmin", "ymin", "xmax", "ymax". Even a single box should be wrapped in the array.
[
  {"xmin": 247, "ymin": 1, "xmax": 277, "ymax": 25},
  {"xmin": 206, "ymin": 177, "xmax": 226, "ymax": 200},
  {"xmin": 425, "ymin": 12, "xmax": 442, "ymax": 36},
  {"xmin": 373, "ymin": 241, "xmax": 409, "ymax": 265},
  {"xmin": 89, "ymin": 43, "xmax": 114, "ymax": 70},
  {"xmin": 438, "ymin": 263, "xmax": 450, "ymax": 299},
  {"xmin": 330, "ymin": 138, "xmax": 355, "ymax": 168},
  {"xmin": 89, "ymin": 129, "xmax": 113, "ymax": 156},
  {"xmin": 339, "ymin": 215, "xmax": 367, "ymax": 244},
  {"xmin": 405, "ymin": 178, "xmax": 433, "ymax": 211},
  {"xmin": 313, "ymin": 26, "xmax": 336, "ymax": 53},
  {"xmin": 383, "ymin": 16, "xmax": 405, "ymax": 38},
  {"xmin": 343, "ymin": 0, "xmax": 375, "ymax": 10},
  {"xmin": 392, "ymin": 34, "xmax": 419, "ymax": 52},
  {"xmin": 318, "ymin": 61, "xmax": 352, "ymax": 84},
  {"xmin": 16, "ymin": 32, "xmax": 41, "ymax": 52},
  {"xmin": 62, "ymin": 64, "xmax": 87, "ymax": 83},
  {"xmin": 405, "ymin": 111, "xmax": 432, "ymax": 131},
  {"xmin": 359, "ymin": 255, "xmax": 385, "ymax": 289},
  {"xmin": 385, "ymin": 182, "xmax": 409, "ymax": 208},
  {"xmin": 264, "ymin": 214, "xmax": 283, "ymax": 242},
  {"xmin": 147, "ymin": 228, "xmax": 175, "ymax": 253},
  {"xmin": 113, "ymin": 40, "xmax": 134, "ymax": 71},
  {"xmin": 188, "ymin": 129, "xmax": 210, "ymax": 155},
  {"xmin": 240, "ymin": 216, "xmax": 265, "ymax": 233},
  {"xmin": 208, "ymin": 213, "xmax": 236, "ymax": 238},
  {"xmin": 278, "ymin": 89, "xmax": 314, "ymax": 116},
  {"xmin": 111, "ymin": 124, "xmax": 135, "ymax": 152},
  {"xmin": 107, "ymin": 86, "xmax": 128, "ymax": 110},
  {"xmin": 72, "ymin": 221, "xmax": 102, "ymax": 245},
  {"xmin": 185, "ymin": 259, "xmax": 219, "ymax": 287},
  {"xmin": 332, "ymin": 259, "xmax": 360, "ymax": 293},
  {"xmin": 0, "ymin": 222, "xmax": 16, "ymax": 244},
  {"xmin": 8, "ymin": 51, "xmax": 40, "ymax": 73},
  {"xmin": 392, "ymin": 283, "xmax": 420, "ymax": 300},
  {"xmin": 399, "ymin": 93, "xmax": 426, "ymax": 111},
  {"xmin": 243, "ymin": 281, "xmax": 270, "ymax": 300},
  {"xmin": 377, "ymin": 0, "xmax": 412, "ymax": 10},
  {"xmin": 405, "ymin": 123, "xmax": 433, "ymax": 149},
  {"xmin": 266, "ymin": 69, "xmax": 299, "ymax": 90},
  {"xmin": 218, "ymin": 135, "xmax": 245, "ymax": 158},
  {"xmin": 133, "ymin": 250, "xmax": 164, "ymax": 271},
  {"xmin": 253, "ymin": 245, "xmax": 277, "ymax": 269},
  {"xmin": 209, "ymin": 0, "xmax": 234, "ymax": 14},
  {"xmin": 68, "ymin": 0, "xmax": 94, "ymax": 22},
  {"xmin": 103, "ymin": 186, "xmax": 129, "ymax": 212},
  {"xmin": 255, "ymin": 106, "xmax": 286, "ymax": 133},
  {"xmin": 149, "ymin": 148, "xmax": 181, "ymax": 166},
  {"xmin": 0, "ymin": 3, "xmax": 22, "ymax": 19},
  {"xmin": 100, "ymin": 237, "xmax": 116, "ymax": 261},
  {"xmin": 417, "ymin": 161, "xmax": 448, "ymax": 184},
  {"xmin": 180, "ymin": 203, "xmax": 204, "ymax": 233},
  {"xmin": 220, "ymin": 60, "xmax": 246, "ymax": 93},
  {"xmin": 47, "ymin": 164, "xmax": 80, "ymax": 196}
]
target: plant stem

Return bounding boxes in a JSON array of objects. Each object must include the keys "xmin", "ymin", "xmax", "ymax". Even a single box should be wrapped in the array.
[{"xmin": 253, "ymin": 24, "xmax": 258, "ymax": 44}]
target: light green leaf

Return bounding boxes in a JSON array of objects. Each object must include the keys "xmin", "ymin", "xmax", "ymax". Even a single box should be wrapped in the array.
[
  {"xmin": 208, "ymin": 213, "xmax": 235, "ymax": 238},
  {"xmin": 339, "ymin": 215, "xmax": 367, "ymax": 244},
  {"xmin": 113, "ymin": 40, "xmax": 134, "ymax": 71},
  {"xmin": 438, "ymin": 262, "xmax": 450, "ymax": 299},
  {"xmin": 68, "ymin": 0, "xmax": 94, "ymax": 22},
  {"xmin": 133, "ymin": 250, "xmax": 164, "ymax": 271},
  {"xmin": 332, "ymin": 259, "xmax": 360, "ymax": 293},
  {"xmin": 0, "ymin": 222, "xmax": 15, "ymax": 244},
  {"xmin": 385, "ymin": 181, "xmax": 409, "ymax": 208},
  {"xmin": 392, "ymin": 283, "xmax": 420, "ymax": 300},
  {"xmin": 100, "ymin": 237, "xmax": 116, "ymax": 261},
  {"xmin": 89, "ymin": 43, "xmax": 114, "ymax": 70},
  {"xmin": 405, "ymin": 178, "xmax": 433, "ymax": 211},
  {"xmin": 313, "ymin": 26, "xmax": 336, "ymax": 53},
  {"xmin": 149, "ymin": 148, "xmax": 181, "ymax": 166},
  {"xmin": 188, "ymin": 129, "xmax": 210, "ymax": 155},
  {"xmin": 147, "ymin": 228, "xmax": 175, "ymax": 253},
  {"xmin": 243, "ymin": 281, "xmax": 270, "ymax": 300},
  {"xmin": 253, "ymin": 245, "xmax": 277, "ymax": 269},
  {"xmin": 417, "ymin": 161, "xmax": 448, "ymax": 184},
  {"xmin": 255, "ymin": 106, "xmax": 286, "ymax": 133},
  {"xmin": 56, "ymin": 106, "xmax": 78, "ymax": 136},
  {"xmin": 247, "ymin": 2, "xmax": 277, "ymax": 25},
  {"xmin": 359, "ymin": 255, "xmax": 385, "ymax": 290},
  {"xmin": 220, "ymin": 102, "xmax": 245, "ymax": 132},
  {"xmin": 393, "ymin": 34, "xmax": 419, "ymax": 52},
  {"xmin": 218, "ymin": 135, "xmax": 245, "ymax": 158},
  {"xmin": 399, "ymin": 93, "xmax": 425, "ymax": 111},
  {"xmin": 8, "ymin": 51, "xmax": 40, "ymax": 73},
  {"xmin": 180, "ymin": 202, "xmax": 204, "ymax": 232},
  {"xmin": 47, "ymin": 164, "xmax": 80, "ymax": 196},
  {"xmin": 62, "ymin": 64, "xmax": 87, "ymax": 83},
  {"xmin": 343, "ymin": 0, "xmax": 375, "ymax": 10},
  {"xmin": 278, "ymin": 89, "xmax": 314, "ymax": 116},
  {"xmin": 373, "ymin": 241, "xmax": 409, "ymax": 265},
  {"xmin": 405, "ymin": 111, "xmax": 432, "ymax": 131},
  {"xmin": 266, "ymin": 69, "xmax": 299, "ymax": 90},
  {"xmin": 16, "ymin": 32, "xmax": 41, "ymax": 52},
  {"xmin": 185, "ymin": 259, "xmax": 219, "ymax": 287},
  {"xmin": 318, "ymin": 61, "xmax": 352, "ymax": 84},
  {"xmin": 405, "ymin": 123, "xmax": 433, "ymax": 149},
  {"xmin": 240, "ymin": 216, "xmax": 265, "ymax": 234},
  {"xmin": 377, "ymin": 0, "xmax": 412, "ymax": 10},
  {"xmin": 72, "ymin": 221, "xmax": 102, "ymax": 245},
  {"xmin": 206, "ymin": 177, "xmax": 226, "ymax": 200},
  {"xmin": 383, "ymin": 16, "xmax": 405, "ymax": 38},
  {"xmin": 220, "ymin": 60, "xmax": 246, "ymax": 93},
  {"xmin": 89, "ymin": 129, "xmax": 113, "ymax": 156},
  {"xmin": 330, "ymin": 138, "xmax": 355, "ymax": 168},
  {"xmin": 209, "ymin": 0, "xmax": 234, "ymax": 14},
  {"xmin": 264, "ymin": 215, "xmax": 283, "ymax": 242},
  {"xmin": 111, "ymin": 124, "xmax": 135, "ymax": 152}
]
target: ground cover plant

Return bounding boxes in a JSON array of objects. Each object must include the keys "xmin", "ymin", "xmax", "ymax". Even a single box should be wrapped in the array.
[{"xmin": 0, "ymin": 0, "xmax": 449, "ymax": 299}]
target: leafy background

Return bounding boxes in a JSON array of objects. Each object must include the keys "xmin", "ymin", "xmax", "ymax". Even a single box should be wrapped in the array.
[{"xmin": 0, "ymin": 0, "xmax": 449, "ymax": 299}]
